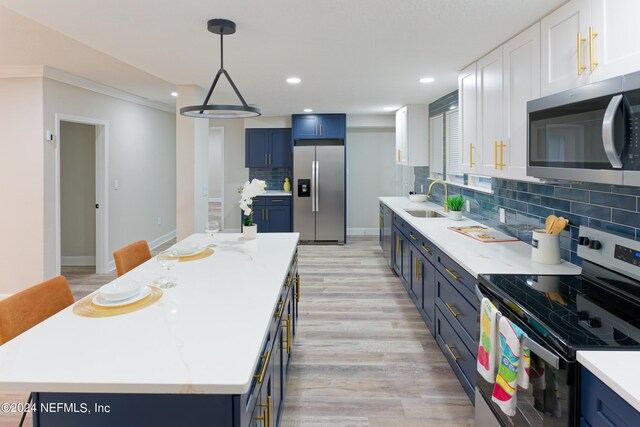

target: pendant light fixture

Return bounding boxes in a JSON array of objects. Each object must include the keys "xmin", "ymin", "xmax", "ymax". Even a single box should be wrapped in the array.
[{"xmin": 180, "ymin": 19, "xmax": 261, "ymax": 119}]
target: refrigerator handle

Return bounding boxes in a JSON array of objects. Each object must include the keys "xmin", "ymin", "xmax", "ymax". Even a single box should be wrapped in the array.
[
  {"xmin": 311, "ymin": 161, "xmax": 317, "ymax": 212},
  {"xmin": 315, "ymin": 161, "xmax": 319, "ymax": 212}
]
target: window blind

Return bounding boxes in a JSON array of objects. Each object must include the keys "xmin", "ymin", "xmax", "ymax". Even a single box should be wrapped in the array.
[
  {"xmin": 430, "ymin": 114, "xmax": 444, "ymax": 175},
  {"xmin": 446, "ymin": 109, "xmax": 461, "ymax": 176}
]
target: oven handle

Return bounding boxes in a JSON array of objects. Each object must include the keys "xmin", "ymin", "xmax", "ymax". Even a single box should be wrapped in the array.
[
  {"xmin": 475, "ymin": 285, "xmax": 561, "ymax": 370},
  {"xmin": 602, "ymin": 94, "xmax": 624, "ymax": 169}
]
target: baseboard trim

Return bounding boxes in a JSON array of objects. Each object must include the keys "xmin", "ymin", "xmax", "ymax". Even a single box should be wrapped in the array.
[
  {"xmin": 347, "ymin": 228, "xmax": 378, "ymax": 236},
  {"xmin": 107, "ymin": 230, "xmax": 177, "ymax": 272},
  {"xmin": 61, "ymin": 256, "xmax": 96, "ymax": 266}
]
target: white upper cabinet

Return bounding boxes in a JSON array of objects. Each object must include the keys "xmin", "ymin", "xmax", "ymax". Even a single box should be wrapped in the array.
[
  {"xmin": 459, "ymin": 63, "xmax": 477, "ymax": 175},
  {"xmin": 477, "ymin": 46, "xmax": 505, "ymax": 175},
  {"xmin": 395, "ymin": 105, "xmax": 428, "ymax": 166},
  {"xmin": 503, "ymin": 23, "xmax": 541, "ymax": 181},
  {"xmin": 589, "ymin": 0, "xmax": 640, "ymax": 82},
  {"xmin": 542, "ymin": 0, "xmax": 640, "ymax": 95},
  {"xmin": 541, "ymin": 0, "xmax": 590, "ymax": 96}
]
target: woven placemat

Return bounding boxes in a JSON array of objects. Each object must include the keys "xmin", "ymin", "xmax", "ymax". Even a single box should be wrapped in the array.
[
  {"xmin": 179, "ymin": 247, "xmax": 214, "ymax": 262},
  {"xmin": 73, "ymin": 286, "xmax": 163, "ymax": 318}
]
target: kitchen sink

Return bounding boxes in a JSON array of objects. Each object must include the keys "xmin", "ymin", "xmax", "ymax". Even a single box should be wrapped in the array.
[{"xmin": 404, "ymin": 209, "xmax": 445, "ymax": 218}]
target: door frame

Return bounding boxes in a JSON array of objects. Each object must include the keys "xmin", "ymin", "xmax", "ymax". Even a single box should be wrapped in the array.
[{"xmin": 55, "ymin": 113, "xmax": 109, "ymax": 274}]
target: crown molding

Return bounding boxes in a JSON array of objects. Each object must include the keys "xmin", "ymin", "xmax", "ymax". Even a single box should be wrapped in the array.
[{"xmin": 0, "ymin": 65, "xmax": 175, "ymax": 114}]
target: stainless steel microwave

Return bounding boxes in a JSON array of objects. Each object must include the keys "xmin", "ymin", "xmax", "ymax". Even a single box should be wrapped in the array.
[{"xmin": 527, "ymin": 71, "xmax": 640, "ymax": 186}]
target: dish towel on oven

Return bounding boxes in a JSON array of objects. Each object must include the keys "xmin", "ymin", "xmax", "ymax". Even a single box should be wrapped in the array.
[
  {"xmin": 477, "ymin": 297, "xmax": 499, "ymax": 382},
  {"xmin": 492, "ymin": 316, "xmax": 531, "ymax": 416}
]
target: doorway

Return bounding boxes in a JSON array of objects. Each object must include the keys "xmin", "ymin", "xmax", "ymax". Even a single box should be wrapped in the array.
[
  {"xmin": 55, "ymin": 114, "xmax": 109, "ymax": 274},
  {"xmin": 208, "ymin": 126, "xmax": 224, "ymax": 228}
]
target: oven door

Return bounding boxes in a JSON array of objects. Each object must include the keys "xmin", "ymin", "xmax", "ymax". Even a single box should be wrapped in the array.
[
  {"xmin": 475, "ymin": 284, "xmax": 578, "ymax": 427},
  {"xmin": 527, "ymin": 76, "xmax": 625, "ymax": 184}
]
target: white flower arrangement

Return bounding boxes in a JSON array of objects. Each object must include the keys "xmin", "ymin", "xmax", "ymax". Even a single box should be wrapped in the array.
[{"xmin": 238, "ymin": 179, "xmax": 267, "ymax": 226}]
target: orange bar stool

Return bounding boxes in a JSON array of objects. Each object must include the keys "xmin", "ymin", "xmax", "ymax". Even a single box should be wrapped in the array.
[{"xmin": 113, "ymin": 240, "xmax": 152, "ymax": 277}]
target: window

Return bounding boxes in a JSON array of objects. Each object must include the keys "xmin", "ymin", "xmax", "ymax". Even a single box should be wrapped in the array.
[
  {"xmin": 429, "ymin": 114, "xmax": 444, "ymax": 181},
  {"xmin": 445, "ymin": 109, "xmax": 463, "ymax": 184}
]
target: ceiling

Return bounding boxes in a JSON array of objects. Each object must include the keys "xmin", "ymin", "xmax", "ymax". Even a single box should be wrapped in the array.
[{"xmin": 0, "ymin": 0, "xmax": 566, "ymax": 116}]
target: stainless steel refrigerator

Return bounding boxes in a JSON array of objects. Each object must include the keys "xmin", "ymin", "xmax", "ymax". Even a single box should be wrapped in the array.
[{"xmin": 293, "ymin": 140, "xmax": 345, "ymax": 243}]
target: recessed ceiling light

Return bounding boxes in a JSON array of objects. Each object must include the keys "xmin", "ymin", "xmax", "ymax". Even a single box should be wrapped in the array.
[
  {"xmin": 287, "ymin": 77, "xmax": 301, "ymax": 84},
  {"xmin": 419, "ymin": 77, "xmax": 435, "ymax": 84},
  {"xmin": 303, "ymin": 108, "xmax": 313, "ymax": 113},
  {"xmin": 171, "ymin": 92, "xmax": 178, "ymax": 97}
]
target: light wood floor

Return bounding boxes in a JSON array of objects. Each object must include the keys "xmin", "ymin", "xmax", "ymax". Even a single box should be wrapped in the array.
[
  {"xmin": 281, "ymin": 238, "xmax": 474, "ymax": 426},
  {"xmin": 0, "ymin": 237, "xmax": 474, "ymax": 426}
]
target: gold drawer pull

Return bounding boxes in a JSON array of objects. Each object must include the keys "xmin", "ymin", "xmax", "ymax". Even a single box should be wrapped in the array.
[
  {"xmin": 469, "ymin": 144, "xmax": 475, "ymax": 168},
  {"xmin": 296, "ymin": 275, "xmax": 301, "ymax": 302},
  {"xmin": 446, "ymin": 303, "xmax": 460, "ymax": 318},
  {"xmin": 259, "ymin": 402, "xmax": 270, "ymax": 427},
  {"xmin": 445, "ymin": 268, "xmax": 461, "ymax": 281},
  {"xmin": 577, "ymin": 31, "xmax": 587, "ymax": 75},
  {"xmin": 254, "ymin": 349, "xmax": 271, "ymax": 383},
  {"xmin": 415, "ymin": 258, "xmax": 422, "ymax": 280},
  {"xmin": 283, "ymin": 314, "xmax": 292, "ymax": 354},
  {"xmin": 446, "ymin": 344, "xmax": 461, "ymax": 361},
  {"xmin": 276, "ymin": 300, "xmax": 285, "ymax": 318},
  {"xmin": 589, "ymin": 26, "xmax": 598, "ymax": 72},
  {"xmin": 410, "ymin": 233, "xmax": 417, "ymax": 241},
  {"xmin": 421, "ymin": 245, "xmax": 432, "ymax": 254},
  {"xmin": 271, "ymin": 199, "xmax": 283, "ymax": 203},
  {"xmin": 396, "ymin": 236, "xmax": 401, "ymax": 254}
]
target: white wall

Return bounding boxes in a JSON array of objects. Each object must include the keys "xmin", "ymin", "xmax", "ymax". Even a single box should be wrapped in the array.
[
  {"xmin": 60, "ymin": 121, "xmax": 96, "ymax": 261},
  {"xmin": 210, "ymin": 118, "xmax": 247, "ymax": 231},
  {"xmin": 44, "ymin": 78, "xmax": 176, "ymax": 277},
  {"xmin": 208, "ymin": 127, "xmax": 223, "ymax": 199},
  {"xmin": 346, "ymin": 128, "xmax": 396, "ymax": 234},
  {"xmin": 0, "ymin": 77, "xmax": 44, "ymax": 294},
  {"xmin": 244, "ymin": 116, "xmax": 291, "ymax": 129}
]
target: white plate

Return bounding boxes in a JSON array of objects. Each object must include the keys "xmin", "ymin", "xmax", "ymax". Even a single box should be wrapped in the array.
[
  {"xmin": 92, "ymin": 286, "xmax": 152, "ymax": 307},
  {"xmin": 174, "ymin": 245, "xmax": 206, "ymax": 256},
  {"xmin": 98, "ymin": 280, "xmax": 143, "ymax": 302}
]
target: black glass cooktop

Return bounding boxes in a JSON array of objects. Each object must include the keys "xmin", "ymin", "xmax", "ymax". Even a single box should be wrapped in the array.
[{"xmin": 479, "ymin": 262, "xmax": 640, "ymax": 357}]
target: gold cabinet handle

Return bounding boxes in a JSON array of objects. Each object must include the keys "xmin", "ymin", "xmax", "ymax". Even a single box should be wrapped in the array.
[
  {"xmin": 577, "ymin": 31, "xmax": 587, "ymax": 75},
  {"xmin": 264, "ymin": 154, "xmax": 268, "ymax": 164},
  {"xmin": 254, "ymin": 349, "xmax": 271, "ymax": 383},
  {"xmin": 262, "ymin": 209, "xmax": 265, "ymax": 221},
  {"xmin": 469, "ymin": 144, "xmax": 474, "ymax": 168},
  {"xmin": 446, "ymin": 303, "xmax": 460, "ymax": 318},
  {"xmin": 266, "ymin": 208, "xmax": 269, "ymax": 221},
  {"xmin": 319, "ymin": 123, "xmax": 323, "ymax": 135},
  {"xmin": 396, "ymin": 236, "xmax": 401, "ymax": 254},
  {"xmin": 421, "ymin": 245, "xmax": 432, "ymax": 254},
  {"xmin": 276, "ymin": 300, "xmax": 285, "ymax": 318},
  {"xmin": 296, "ymin": 274, "xmax": 300, "ymax": 302},
  {"xmin": 283, "ymin": 314, "xmax": 292, "ymax": 354},
  {"xmin": 589, "ymin": 26, "xmax": 598, "ymax": 72},
  {"xmin": 499, "ymin": 141, "xmax": 505, "ymax": 170},
  {"xmin": 415, "ymin": 258, "xmax": 422, "ymax": 280},
  {"xmin": 379, "ymin": 216, "xmax": 383, "ymax": 228},
  {"xmin": 267, "ymin": 395, "xmax": 272, "ymax": 427},
  {"xmin": 259, "ymin": 401, "xmax": 270, "ymax": 427},
  {"xmin": 271, "ymin": 199, "xmax": 283, "ymax": 203},
  {"xmin": 285, "ymin": 273, "xmax": 292, "ymax": 289},
  {"xmin": 445, "ymin": 268, "xmax": 461, "ymax": 281},
  {"xmin": 410, "ymin": 232, "xmax": 417, "ymax": 241},
  {"xmin": 397, "ymin": 148, "xmax": 401, "ymax": 162},
  {"xmin": 446, "ymin": 344, "xmax": 461, "ymax": 361}
]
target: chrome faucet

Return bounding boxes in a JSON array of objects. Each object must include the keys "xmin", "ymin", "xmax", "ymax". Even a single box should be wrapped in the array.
[{"xmin": 427, "ymin": 180, "xmax": 449, "ymax": 213}]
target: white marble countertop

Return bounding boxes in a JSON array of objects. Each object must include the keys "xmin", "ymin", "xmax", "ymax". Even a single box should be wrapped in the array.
[
  {"xmin": 577, "ymin": 351, "xmax": 640, "ymax": 412},
  {"xmin": 0, "ymin": 233, "xmax": 299, "ymax": 394},
  {"xmin": 260, "ymin": 190, "xmax": 292, "ymax": 196},
  {"xmin": 380, "ymin": 197, "xmax": 581, "ymax": 277}
]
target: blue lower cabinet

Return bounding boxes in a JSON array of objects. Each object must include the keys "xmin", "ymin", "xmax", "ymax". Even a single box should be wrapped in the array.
[
  {"xmin": 241, "ymin": 197, "xmax": 292, "ymax": 233},
  {"xmin": 435, "ymin": 270, "xmax": 478, "ymax": 354},
  {"xmin": 435, "ymin": 306, "xmax": 476, "ymax": 401},
  {"xmin": 580, "ymin": 367, "xmax": 640, "ymax": 427}
]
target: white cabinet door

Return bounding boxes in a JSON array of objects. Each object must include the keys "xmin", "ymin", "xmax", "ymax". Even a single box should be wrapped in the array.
[
  {"xmin": 541, "ymin": 0, "xmax": 591, "ymax": 96},
  {"xmin": 590, "ymin": 0, "xmax": 640, "ymax": 82},
  {"xmin": 395, "ymin": 106, "xmax": 408, "ymax": 165},
  {"xmin": 459, "ymin": 63, "xmax": 477, "ymax": 174},
  {"xmin": 478, "ymin": 46, "xmax": 504, "ymax": 175},
  {"xmin": 503, "ymin": 23, "xmax": 541, "ymax": 182}
]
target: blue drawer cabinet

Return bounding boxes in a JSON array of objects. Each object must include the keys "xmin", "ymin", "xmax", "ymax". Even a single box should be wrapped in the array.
[
  {"xmin": 245, "ymin": 128, "xmax": 292, "ymax": 167},
  {"xmin": 292, "ymin": 114, "xmax": 346, "ymax": 140},
  {"xmin": 580, "ymin": 367, "xmax": 640, "ymax": 427},
  {"xmin": 435, "ymin": 270, "xmax": 477, "ymax": 354},
  {"xmin": 242, "ymin": 196, "xmax": 292, "ymax": 233},
  {"xmin": 435, "ymin": 306, "xmax": 476, "ymax": 401},
  {"xmin": 435, "ymin": 249, "xmax": 477, "ymax": 306}
]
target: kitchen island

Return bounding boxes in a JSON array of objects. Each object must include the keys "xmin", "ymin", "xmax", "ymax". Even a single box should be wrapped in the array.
[{"xmin": 0, "ymin": 233, "xmax": 300, "ymax": 427}]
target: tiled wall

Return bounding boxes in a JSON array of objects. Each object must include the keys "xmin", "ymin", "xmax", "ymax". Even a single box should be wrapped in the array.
[
  {"xmin": 414, "ymin": 167, "xmax": 640, "ymax": 265},
  {"xmin": 249, "ymin": 167, "xmax": 292, "ymax": 191}
]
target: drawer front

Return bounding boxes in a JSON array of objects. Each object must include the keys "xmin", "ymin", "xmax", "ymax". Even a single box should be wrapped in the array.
[
  {"xmin": 265, "ymin": 196, "xmax": 291, "ymax": 206},
  {"xmin": 435, "ymin": 249, "xmax": 476, "ymax": 304},
  {"xmin": 422, "ymin": 257, "xmax": 436, "ymax": 335},
  {"xmin": 435, "ymin": 306, "xmax": 475, "ymax": 401},
  {"xmin": 436, "ymin": 271, "xmax": 477, "ymax": 354},
  {"xmin": 252, "ymin": 196, "xmax": 266, "ymax": 206},
  {"xmin": 418, "ymin": 235, "xmax": 436, "ymax": 265},
  {"xmin": 581, "ymin": 367, "xmax": 640, "ymax": 427}
]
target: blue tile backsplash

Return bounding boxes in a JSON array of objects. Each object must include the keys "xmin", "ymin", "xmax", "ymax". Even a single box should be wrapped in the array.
[
  {"xmin": 414, "ymin": 167, "xmax": 640, "ymax": 266},
  {"xmin": 249, "ymin": 167, "xmax": 292, "ymax": 191}
]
